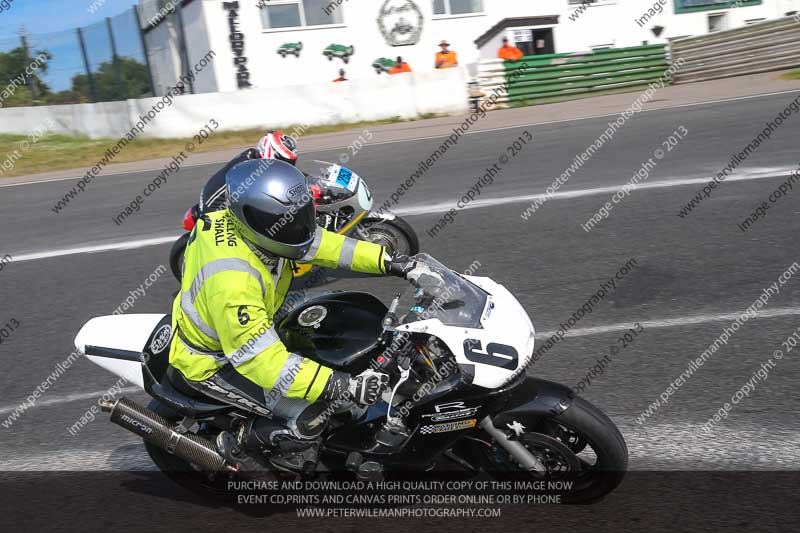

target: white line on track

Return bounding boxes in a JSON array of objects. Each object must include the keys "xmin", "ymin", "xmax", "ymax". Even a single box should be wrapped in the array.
[
  {"xmin": 7, "ymin": 166, "xmax": 793, "ymax": 264},
  {"xmin": 2, "ymin": 88, "xmax": 798, "ymax": 189},
  {"xmin": 396, "ymin": 166, "xmax": 796, "ymax": 217},
  {"xmin": 536, "ymin": 306, "xmax": 800, "ymax": 340},
  {"xmin": 10, "ymin": 235, "xmax": 181, "ymax": 263},
  {"xmin": 0, "ymin": 387, "xmax": 142, "ymax": 416},
  {"xmin": 2, "ymin": 306, "xmax": 798, "ymax": 418}
]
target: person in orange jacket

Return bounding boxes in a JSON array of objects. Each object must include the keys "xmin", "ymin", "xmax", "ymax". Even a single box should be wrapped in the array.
[
  {"xmin": 388, "ymin": 57, "xmax": 412, "ymax": 75},
  {"xmin": 498, "ymin": 37, "xmax": 524, "ymax": 61},
  {"xmin": 435, "ymin": 40, "xmax": 458, "ymax": 69},
  {"xmin": 332, "ymin": 69, "xmax": 348, "ymax": 82}
]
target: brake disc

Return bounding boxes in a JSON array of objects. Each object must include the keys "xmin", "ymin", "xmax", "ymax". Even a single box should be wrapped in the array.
[{"xmin": 518, "ymin": 432, "xmax": 582, "ymax": 475}]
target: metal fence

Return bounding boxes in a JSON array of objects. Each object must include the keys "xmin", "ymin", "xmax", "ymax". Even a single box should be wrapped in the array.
[
  {"xmin": 670, "ymin": 16, "xmax": 800, "ymax": 84},
  {"xmin": 478, "ymin": 45, "xmax": 669, "ymax": 106},
  {"xmin": 0, "ymin": 7, "xmax": 153, "ymax": 107}
]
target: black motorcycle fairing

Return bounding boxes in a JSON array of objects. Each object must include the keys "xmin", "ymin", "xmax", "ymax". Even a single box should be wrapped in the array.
[
  {"xmin": 323, "ymin": 378, "xmax": 511, "ymax": 467},
  {"xmin": 488, "ymin": 376, "xmax": 576, "ymax": 430},
  {"xmin": 278, "ymin": 292, "xmax": 387, "ymax": 372}
]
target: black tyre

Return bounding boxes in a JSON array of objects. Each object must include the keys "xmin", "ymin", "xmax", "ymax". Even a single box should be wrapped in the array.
[
  {"xmin": 169, "ymin": 233, "xmax": 190, "ymax": 282},
  {"xmin": 476, "ymin": 397, "xmax": 628, "ymax": 503},
  {"xmin": 360, "ymin": 217, "xmax": 419, "ymax": 257}
]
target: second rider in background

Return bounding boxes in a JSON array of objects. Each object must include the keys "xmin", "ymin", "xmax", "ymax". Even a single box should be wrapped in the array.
[{"xmin": 200, "ymin": 131, "xmax": 299, "ymax": 212}]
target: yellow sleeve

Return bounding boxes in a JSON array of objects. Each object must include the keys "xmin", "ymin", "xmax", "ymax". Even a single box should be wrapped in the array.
[{"xmin": 299, "ymin": 228, "xmax": 386, "ymax": 275}]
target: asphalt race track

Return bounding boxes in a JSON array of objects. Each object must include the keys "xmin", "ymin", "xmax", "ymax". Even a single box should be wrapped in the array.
[{"xmin": 1, "ymin": 91, "xmax": 799, "ymax": 528}]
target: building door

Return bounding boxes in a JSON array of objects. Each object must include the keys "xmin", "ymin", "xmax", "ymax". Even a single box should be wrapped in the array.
[{"xmin": 515, "ymin": 28, "xmax": 555, "ymax": 56}]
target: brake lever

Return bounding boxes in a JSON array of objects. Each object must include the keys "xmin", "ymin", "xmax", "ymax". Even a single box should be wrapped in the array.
[{"xmin": 387, "ymin": 361, "xmax": 411, "ymax": 426}]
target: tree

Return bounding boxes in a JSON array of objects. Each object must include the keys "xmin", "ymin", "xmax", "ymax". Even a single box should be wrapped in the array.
[
  {"xmin": 70, "ymin": 56, "xmax": 150, "ymax": 102},
  {"xmin": 0, "ymin": 46, "xmax": 52, "ymax": 106}
]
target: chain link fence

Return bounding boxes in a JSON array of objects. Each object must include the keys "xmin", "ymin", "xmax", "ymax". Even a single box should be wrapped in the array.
[{"xmin": 0, "ymin": 7, "xmax": 154, "ymax": 108}]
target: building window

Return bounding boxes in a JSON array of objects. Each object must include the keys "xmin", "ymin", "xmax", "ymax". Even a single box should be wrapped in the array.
[
  {"xmin": 260, "ymin": 0, "xmax": 343, "ymax": 30},
  {"xmin": 708, "ymin": 12, "xmax": 728, "ymax": 32},
  {"xmin": 433, "ymin": 0, "xmax": 484, "ymax": 16},
  {"xmin": 674, "ymin": 1, "xmax": 761, "ymax": 14}
]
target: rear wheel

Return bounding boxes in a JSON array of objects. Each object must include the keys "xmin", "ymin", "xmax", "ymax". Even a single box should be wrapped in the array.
[
  {"xmin": 359, "ymin": 217, "xmax": 419, "ymax": 257},
  {"xmin": 476, "ymin": 397, "xmax": 628, "ymax": 503},
  {"xmin": 143, "ymin": 400, "xmax": 234, "ymax": 499},
  {"xmin": 168, "ymin": 233, "xmax": 190, "ymax": 282}
]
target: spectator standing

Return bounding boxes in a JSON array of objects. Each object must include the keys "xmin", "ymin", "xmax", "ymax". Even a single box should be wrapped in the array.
[
  {"xmin": 332, "ymin": 69, "xmax": 348, "ymax": 82},
  {"xmin": 389, "ymin": 57, "xmax": 412, "ymax": 75},
  {"xmin": 435, "ymin": 40, "xmax": 458, "ymax": 69},
  {"xmin": 498, "ymin": 37, "xmax": 524, "ymax": 61}
]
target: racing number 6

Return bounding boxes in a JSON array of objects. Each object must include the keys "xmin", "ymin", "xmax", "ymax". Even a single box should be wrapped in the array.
[
  {"xmin": 237, "ymin": 306, "xmax": 251, "ymax": 326},
  {"xmin": 463, "ymin": 339, "xmax": 519, "ymax": 370}
]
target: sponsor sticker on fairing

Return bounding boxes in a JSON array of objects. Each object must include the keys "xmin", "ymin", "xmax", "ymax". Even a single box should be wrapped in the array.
[{"xmin": 418, "ymin": 419, "xmax": 477, "ymax": 435}]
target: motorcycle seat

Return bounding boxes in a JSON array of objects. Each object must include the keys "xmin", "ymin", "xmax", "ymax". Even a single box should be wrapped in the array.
[{"xmin": 146, "ymin": 366, "xmax": 234, "ymax": 417}]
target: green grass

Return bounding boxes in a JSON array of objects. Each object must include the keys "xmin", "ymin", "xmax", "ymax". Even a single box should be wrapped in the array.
[
  {"xmin": 0, "ymin": 115, "xmax": 437, "ymax": 178},
  {"xmin": 778, "ymin": 69, "xmax": 800, "ymax": 80}
]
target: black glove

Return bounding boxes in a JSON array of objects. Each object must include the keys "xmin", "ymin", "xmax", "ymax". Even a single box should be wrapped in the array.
[
  {"xmin": 385, "ymin": 254, "xmax": 417, "ymax": 278},
  {"xmin": 322, "ymin": 370, "xmax": 389, "ymax": 406},
  {"xmin": 348, "ymin": 370, "xmax": 390, "ymax": 406},
  {"xmin": 244, "ymin": 148, "xmax": 260, "ymax": 159}
]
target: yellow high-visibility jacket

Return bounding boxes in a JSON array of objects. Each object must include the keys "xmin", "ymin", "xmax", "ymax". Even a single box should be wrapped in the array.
[{"xmin": 169, "ymin": 209, "xmax": 386, "ymax": 403}]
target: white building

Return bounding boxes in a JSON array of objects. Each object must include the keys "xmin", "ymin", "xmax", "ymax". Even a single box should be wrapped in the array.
[{"xmin": 139, "ymin": 0, "xmax": 800, "ymax": 96}]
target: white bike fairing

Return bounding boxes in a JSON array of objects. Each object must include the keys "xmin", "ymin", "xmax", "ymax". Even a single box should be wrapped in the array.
[{"xmin": 393, "ymin": 275, "xmax": 535, "ymax": 389}]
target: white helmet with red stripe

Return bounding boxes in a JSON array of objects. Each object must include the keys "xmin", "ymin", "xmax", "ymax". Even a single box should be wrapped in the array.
[{"xmin": 256, "ymin": 131, "xmax": 298, "ymax": 165}]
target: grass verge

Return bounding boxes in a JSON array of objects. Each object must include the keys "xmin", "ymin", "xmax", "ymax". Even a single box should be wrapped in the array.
[
  {"xmin": 0, "ymin": 115, "xmax": 440, "ymax": 179},
  {"xmin": 778, "ymin": 69, "xmax": 800, "ymax": 81}
]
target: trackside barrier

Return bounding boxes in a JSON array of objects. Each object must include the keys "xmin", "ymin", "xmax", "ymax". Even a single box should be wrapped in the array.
[
  {"xmin": 670, "ymin": 16, "xmax": 800, "ymax": 84},
  {"xmin": 0, "ymin": 69, "xmax": 468, "ymax": 139},
  {"xmin": 477, "ymin": 44, "xmax": 669, "ymax": 106}
]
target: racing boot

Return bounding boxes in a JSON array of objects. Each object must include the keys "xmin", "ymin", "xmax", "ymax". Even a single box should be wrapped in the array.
[
  {"xmin": 245, "ymin": 418, "xmax": 322, "ymax": 475},
  {"xmin": 216, "ymin": 430, "xmax": 271, "ymax": 473}
]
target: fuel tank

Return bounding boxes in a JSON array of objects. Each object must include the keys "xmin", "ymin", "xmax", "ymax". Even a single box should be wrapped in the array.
[{"xmin": 278, "ymin": 291, "xmax": 387, "ymax": 373}]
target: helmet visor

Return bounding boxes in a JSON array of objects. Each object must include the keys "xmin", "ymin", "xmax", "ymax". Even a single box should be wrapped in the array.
[{"xmin": 243, "ymin": 203, "xmax": 315, "ymax": 245}]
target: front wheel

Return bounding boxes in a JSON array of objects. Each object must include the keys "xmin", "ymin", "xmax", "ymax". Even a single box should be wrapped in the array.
[
  {"xmin": 358, "ymin": 217, "xmax": 419, "ymax": 257},
  {"xmin": 476, "ymin": 397, "xmax": 628, "ymax": 503},
  {"xmin": 169, "ymin": 233, "xmax": 190, "ymax": 282}
]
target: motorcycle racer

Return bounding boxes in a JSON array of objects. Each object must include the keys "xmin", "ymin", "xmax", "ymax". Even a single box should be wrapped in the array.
[
  {"xmin": 169, "ymin": 158, "xmax": 418, "ymax": 473},
  {"xmin": 199, "ymin": 131, "xmax": 299, "ymax": 213}
]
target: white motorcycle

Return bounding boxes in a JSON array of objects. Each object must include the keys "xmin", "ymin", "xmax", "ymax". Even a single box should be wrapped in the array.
[{"xmin": 75, "ymin": 255, "xmax": 627, "ymax": 502}]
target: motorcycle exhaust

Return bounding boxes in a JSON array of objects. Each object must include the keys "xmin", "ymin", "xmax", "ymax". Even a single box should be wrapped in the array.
[{"xmin": 100, "ymin": 397, "xmax": 237, "ymax": 473}]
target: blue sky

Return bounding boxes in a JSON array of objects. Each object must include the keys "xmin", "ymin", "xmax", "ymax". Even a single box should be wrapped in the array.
[
  {"xmin": 0, "ymin": 1, "xmax": 143, "ymax": 91},
  {"xmin": 0, "ymin": 0, "xmax": 130, "ymax": 35}
]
